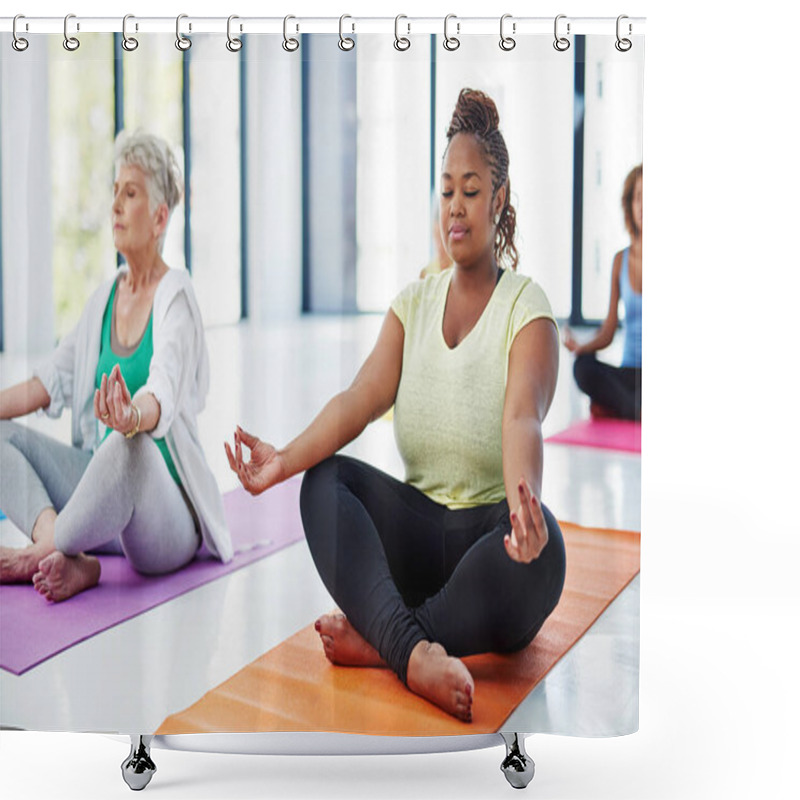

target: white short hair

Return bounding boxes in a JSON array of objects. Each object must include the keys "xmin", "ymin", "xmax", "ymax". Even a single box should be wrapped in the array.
[{"xmin": 114, "ymin": 130, "xmax": 184, "ymax": 251}]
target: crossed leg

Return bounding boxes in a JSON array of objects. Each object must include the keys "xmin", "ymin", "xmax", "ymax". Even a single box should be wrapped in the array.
[{"xmin": 301, "ymin": 456, "xmax": 566, "ymax": 722}]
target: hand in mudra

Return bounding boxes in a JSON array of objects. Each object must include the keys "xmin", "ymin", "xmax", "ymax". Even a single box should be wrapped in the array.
[
  {"xmin": 505, "ymin": 478, "xmax": 549, "ymax": 564},
  {"xmin": 561, "ymin": 324, "xmax": 580, "ymax": 354},
  {"xmin": 94, "ymin": 364, "xmax": 137, "ymax": 435},
  {"xmin": 224, "ymin": 426, "xmax": 286, "ymax": 495}
]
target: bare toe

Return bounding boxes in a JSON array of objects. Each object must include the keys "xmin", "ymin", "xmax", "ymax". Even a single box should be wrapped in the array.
[
  {"xmin": 314, "ymin": 613, "xmax": 386, "ymax": 667},
  {"xmin": 37, "ymin": 552, "xmax": 57, "ymax": 575},
  {"xmin": 33, "ymin": 574, "xmax": 50, "ymax": 598},
  {"xmin": 407, "ymin": 641, "xmax": 475, "ymax": 722},
  {"xmin": 32, "ymin": 552, "xmax": 100, "ymax": 602}
]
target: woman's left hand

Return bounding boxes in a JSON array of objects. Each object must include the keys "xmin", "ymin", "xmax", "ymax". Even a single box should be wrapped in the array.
[
  {"xmin": 94, "ymin": 363, "xmax": 137, "ymax": 435},
  {"xmin": 505, "ymin": 478, "xmax": 549, "ymax": 564}
]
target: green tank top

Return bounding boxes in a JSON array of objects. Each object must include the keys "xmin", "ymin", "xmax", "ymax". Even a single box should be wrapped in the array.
[{"xmin": 96, "ymin": 278, "xmax": 182, "ymax": 486}]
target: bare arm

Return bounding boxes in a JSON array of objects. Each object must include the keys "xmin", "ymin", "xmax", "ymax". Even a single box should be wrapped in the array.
[
  {"xmin": 564, "ymin": 251, "xmax": 623, "ymax": 355},
  {"xmin": 226, "ymin": 310, "xmax": 405, "ymax": 494},
  {"xmin": 280, "ymin": 310, "xmax": 404, "ymax": 476},
  {"xmin": 0, "ymin": 378, "xmax": 51, "ymax": 420},
  {"xmin": 501, "ymin": 317, "xmax": 559, "ymax": 563}
]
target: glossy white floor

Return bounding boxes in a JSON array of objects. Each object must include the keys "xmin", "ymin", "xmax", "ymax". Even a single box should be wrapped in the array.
[{"xmin": 0, "ymin": 315, "xmax": 639, "ymax": 739}]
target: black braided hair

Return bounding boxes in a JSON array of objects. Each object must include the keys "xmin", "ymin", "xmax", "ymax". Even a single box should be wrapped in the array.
[{"xmin": 445, "ymin": 88, "xmax": 518, "ymax": 270}]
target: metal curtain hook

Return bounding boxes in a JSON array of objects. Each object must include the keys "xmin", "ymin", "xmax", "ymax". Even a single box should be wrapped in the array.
[
  {"xmin": 339, "ymin": 14, "xmax": 355, "ymax": 51},
  {"xmin": 283, "ymin": 15, "xmax": 299, "ymax": 52},
  {"xmin": 443, "ymin": 14, "xmax": 460, "ymax": 51},
  {"xmin": 615, "ymin": 14, "xmax": 632, "ymax": 52},
  {"xmin": 121, "ymin": 14, "xmax": 138, "ymax": 51},
  {"xmin": 63, "ymin": 14, "xmax": 80, "ymax": 51},
  {"xmin": 499, "ymin": 14, "xmax": 516, "ymax": 51},
  {"xmin": 394, "ymin": 14, "xmax": 411, "ymax": 51},
  {"xmin": 553, "ymin": 14, "xmax": 570, "ymax": 52},
  {"xmin": 12, "ymin": 14, "xmax": 29, "ymax": 51},
  {"xmin": 176, "ymin": 14, "xmax": 192, "ymax": 51},
  {"xmin": 226, "ymin": 15, "xmax": 242, "ymax": 52}
]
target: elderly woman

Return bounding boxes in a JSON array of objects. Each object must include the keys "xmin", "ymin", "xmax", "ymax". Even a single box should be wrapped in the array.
[{"xmin": 0, "ymin": 130, "xmax": 232, "ymax": 602}]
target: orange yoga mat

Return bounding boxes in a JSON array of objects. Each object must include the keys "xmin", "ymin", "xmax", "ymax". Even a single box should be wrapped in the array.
[{"xmin": 157, "ymin": 522, "xmax": 640, "ymax": 736}]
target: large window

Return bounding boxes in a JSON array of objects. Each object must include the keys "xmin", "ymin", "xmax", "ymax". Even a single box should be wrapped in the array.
[
  {"xmin": 45, "ymin": 34, "xmax": 242, "ymax": 337},
  {"xmin": 580, "ymin": 36, "xmax": 644, "ymax": 321},
  {"xmin": 48, "ymin": 35, "xmax": 116, "ymax": 339},
  {"xmin": 1, "ymin": 30, "xmax": 642, "ymax": 351},
  {"xmin": 121, "ymin": 34, "xmax": 186, "ymax": 276},
  {"xmin": 185, "ymin": 36, "xmax": 242, "ymax": 326},
  {"xmin": 355, "ymin": 36, "xmax": 432, "ymax": 312},
  {"xmin": 435, "ymin": 35, "xmax": 575, "ymax": 318}
]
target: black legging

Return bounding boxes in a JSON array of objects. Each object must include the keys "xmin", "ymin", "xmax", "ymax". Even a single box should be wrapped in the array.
[
  {"xmin": 574, "ymin": 353, "xmax": 642, "ymax": 421},
  {"xmin": 300, "ymin": 455, "xmax": 566, "ymax": 685}
]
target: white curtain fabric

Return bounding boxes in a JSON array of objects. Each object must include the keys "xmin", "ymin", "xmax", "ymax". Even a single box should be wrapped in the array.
[{"xmin": 0, "ymin": 18, "xmax": 642, "ymax": 747}]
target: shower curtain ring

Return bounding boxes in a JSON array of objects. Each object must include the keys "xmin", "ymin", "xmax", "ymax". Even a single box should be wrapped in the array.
[
  {"xmin": 63, "ymin": 14, "xmax": 80, "ymax": 51},
  {"xmin": 226, "ymin": 15, "xmax": 243, "ymax": 52},
  {"xmin": 121, "ymin": 14, "xmax": 138, "ymax": 51},
  {"xmin": 499, "ymin": 14, "xmax": 516, "ymax": 51},
  {"xmin": 553, "ymin": 14, "xmax": 570, "ymax": 52},
  {"xmin": 283, "ymin": 15, "xmax": 299, "ymax": 52},
  {"xmin": 443, "ymin": 14, "xmax": 460, "ymax": 51},
  {"xmin": 176, "ymin": 14, "xmax": 192, "ymax": 51},
  {"xmin": 615, "ymin": 15, "xmax": 633, "ymax": 52},
  {"xmin": 339, "ymin": 14, "xmax": 355, "ymax": 51},
  {"xmin": 394, "ymin": 15, "xmax": 411, "ymax": 51},
  {"xmin": 12, "ymin": 14, "xmax": 29, "ymax": 52}
]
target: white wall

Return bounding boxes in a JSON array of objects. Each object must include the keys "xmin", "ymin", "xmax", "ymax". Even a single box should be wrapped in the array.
[{"xmin": 244, "ymin": 35, "xmax": 303, "ymax": 322}]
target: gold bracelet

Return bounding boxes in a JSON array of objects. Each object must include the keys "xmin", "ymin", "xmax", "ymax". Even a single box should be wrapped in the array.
[{"xmin": 125, "ymin": 404, "xmax": 141, "ymax": 439}]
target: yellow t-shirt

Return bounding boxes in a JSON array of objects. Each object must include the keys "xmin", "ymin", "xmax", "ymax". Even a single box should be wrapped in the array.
[{"xmin": 391, "ymin": 269, "xmax": 557, "ymax": 509}]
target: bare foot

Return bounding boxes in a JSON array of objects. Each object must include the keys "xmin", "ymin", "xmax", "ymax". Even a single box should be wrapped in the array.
[
  {"xmin": 32, "ymin": 552, "xmax": 101, "ymax": 602},
  {"xmin": 590, "ymin": 401, "xmax": 618, "ymax": 420},
  {"xmin": 407, "ymin": 641, "xmax": 474, "ymax": 722},
  {"xmin": 315, "ymin": 613, "xmax": 386, "ymax": 667},
  {"xmin": 1, "ymin": 508, "xmax": 58, "ymax": 583},
  {"xmin": 0, "ymin": 544, "xmax": 49, "ymax": 583}
]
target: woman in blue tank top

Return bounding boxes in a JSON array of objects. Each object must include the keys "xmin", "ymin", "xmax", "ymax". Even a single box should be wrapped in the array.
[{"xmin": 563, "ymin": 165, "xmax": 642, "ymax": 421}]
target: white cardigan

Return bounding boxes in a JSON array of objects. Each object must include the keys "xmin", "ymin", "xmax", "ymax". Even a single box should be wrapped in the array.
[{"xmin": 34, "ymin": 267, "xmax": 233, "ymax": 563}]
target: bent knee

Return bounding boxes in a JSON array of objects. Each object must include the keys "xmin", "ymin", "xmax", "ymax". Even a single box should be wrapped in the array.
[
  {"xmin": 0, "ymin": 418, "xmax": 25, "ymax": 445},
  {"xmin": 572, "ymin": 353, "xmax": 595, "ymax": 388},
  {"xmin": 300, "ymin": 456, "xmax": 343, "ymax": 507},
  {"xmin": 300, "ymin": 456, "xmax": 349, "ymax": 549},
  {"xmin": 92, "ymin": 431, "xmax": 154, "ymax": 480}
]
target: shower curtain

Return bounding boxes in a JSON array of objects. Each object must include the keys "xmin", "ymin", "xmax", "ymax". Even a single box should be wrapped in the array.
[{"xmin": 0, "ymin": 9, "xmax": 644, "ymax": 775}]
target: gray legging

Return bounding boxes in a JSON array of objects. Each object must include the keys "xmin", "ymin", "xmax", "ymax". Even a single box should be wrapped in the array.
[{"xmin": 0, "ymin": 420, "xmax": 199, "ymax": 574}]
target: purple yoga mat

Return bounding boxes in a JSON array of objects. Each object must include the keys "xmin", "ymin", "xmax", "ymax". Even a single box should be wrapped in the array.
[
  {"xmin": 546, "ymin": 418, "xmax": 642, "ymax": 454},
  {"xmin": 0, "ymin": 478, "xmax": 305, "ymax": 675}
]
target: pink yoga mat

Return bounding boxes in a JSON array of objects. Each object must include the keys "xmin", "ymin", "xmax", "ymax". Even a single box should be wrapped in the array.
[
  {"xmin": 546, "ymin": 418, "xmax": 641, "ymax": 453},
  {"xmin": 0, "ymin": 479, "xmax": 305, "ymax": 675}
]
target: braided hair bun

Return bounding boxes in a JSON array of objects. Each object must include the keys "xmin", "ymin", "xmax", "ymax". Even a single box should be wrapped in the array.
[{"xmin": 446, "ymin": 89, "xmax": 518, "ymax": 270}]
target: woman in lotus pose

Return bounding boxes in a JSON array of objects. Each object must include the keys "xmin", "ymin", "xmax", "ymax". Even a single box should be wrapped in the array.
[
  {"xmin": 563, "ymin": 164, "xmax": 643, "ymax": 420},
  {"xmin": 0, "ymin": 130, "xmax": 231, "ymax": 602},
  {"xmin": 226, "ymin": 89, "xmax": 566, "ymax": 722}
]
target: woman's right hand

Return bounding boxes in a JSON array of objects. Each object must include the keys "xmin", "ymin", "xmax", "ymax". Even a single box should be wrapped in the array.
[
  {"xmin": 561, "ymin": 325, "xmax": 580, "ymax": 354},
  {"xmin": 224, "ymin": 426, "xmax": 286, "ymax": 495}
]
